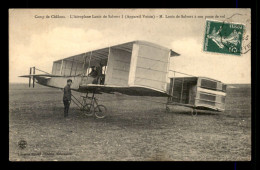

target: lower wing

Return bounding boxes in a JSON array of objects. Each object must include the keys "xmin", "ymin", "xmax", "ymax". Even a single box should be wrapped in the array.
[{"xmin": 79, "ymin": 84, "xmax": 169, "ymax": 97}]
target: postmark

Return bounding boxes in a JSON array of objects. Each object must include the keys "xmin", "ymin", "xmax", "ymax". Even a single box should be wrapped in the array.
[
  {"xmin": 203, "ymin": 20, "xmax": 245, "ymax": 56},
  {"xmin": 18, "ymin": 139, "xmax": 27, "ymax": 149}
]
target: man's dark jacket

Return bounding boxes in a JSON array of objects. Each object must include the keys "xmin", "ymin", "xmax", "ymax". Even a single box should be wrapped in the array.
[{"xmin": 63, "ymin": 85, "xmax": 71, "ymax": 101}]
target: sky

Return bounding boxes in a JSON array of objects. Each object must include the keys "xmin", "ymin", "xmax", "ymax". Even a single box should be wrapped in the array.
[{"xmin": 9, "ymin": 9, "xmax": 251, "ymax": 84}]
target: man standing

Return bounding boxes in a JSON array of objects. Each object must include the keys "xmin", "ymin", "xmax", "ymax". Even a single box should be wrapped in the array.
[{"xmin": 63, "ymin": 79, "xmax": 72, "ymax": 118}]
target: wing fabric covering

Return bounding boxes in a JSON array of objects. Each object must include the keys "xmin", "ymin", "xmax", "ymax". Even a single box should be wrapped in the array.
[{"xmin": 79, "ymin": 84, "xmax": 169, "ymax": 97}]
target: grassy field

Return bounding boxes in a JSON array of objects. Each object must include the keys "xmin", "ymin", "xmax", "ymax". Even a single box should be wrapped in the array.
[{"xmin": 9, "ymin": 83, "xmax": 251, "ymax": 161}]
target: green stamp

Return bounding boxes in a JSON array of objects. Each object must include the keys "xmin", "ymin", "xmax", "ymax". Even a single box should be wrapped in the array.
[{"xmin": 203, "ymin": 20, "xmax": 245, "ymax": 56}]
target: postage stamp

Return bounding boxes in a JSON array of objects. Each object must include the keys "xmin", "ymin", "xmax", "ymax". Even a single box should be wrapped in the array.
[{"xmin": 203, "ymin": 20, "xmax": 245, "ymax": 56}]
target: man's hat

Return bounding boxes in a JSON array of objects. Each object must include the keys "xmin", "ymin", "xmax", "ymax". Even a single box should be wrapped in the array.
[{"xmin": 67, "ymin": 79, "xmax": 72, "ymax": 83}]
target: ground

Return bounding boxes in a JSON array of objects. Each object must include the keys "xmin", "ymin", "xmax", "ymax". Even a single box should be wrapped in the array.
[{"xmin": 9, "ymin": 83, "xmax": 251, "ymax": 161}]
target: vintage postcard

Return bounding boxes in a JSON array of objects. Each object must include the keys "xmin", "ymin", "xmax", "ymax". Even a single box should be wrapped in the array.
[{"xmin": 9, "ymin": 9, "xmax": 251, "ymax": 161}]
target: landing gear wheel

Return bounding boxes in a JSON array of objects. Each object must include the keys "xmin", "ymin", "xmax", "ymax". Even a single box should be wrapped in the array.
[
  {"xmin": 166, "ymin": 106, "xmax": 170, "ymax": 113},
  {"xmin": 83, "ymin": 104, "xmax": 94, "ymax": 117},
  {"xmin": 191, "ymin": 108, "xmax": 197, "ymax": 116},
  {"xmin": 94, "ymin": 105, "xmax": 107, "ymax": 119}
]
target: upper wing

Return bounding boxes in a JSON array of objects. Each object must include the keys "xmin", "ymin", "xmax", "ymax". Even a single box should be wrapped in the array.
[
  {"xmin": 19, "ymin": 74, "xmax": 63, "ymax": 78},
  {"xmin": 79, "ymin": 84, "xmax": 169, "ymax": 97}
]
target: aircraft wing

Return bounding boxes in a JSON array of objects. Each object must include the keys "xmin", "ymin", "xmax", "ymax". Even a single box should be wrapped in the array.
[
  {"xmin": 79, "ymin": 84, "xmax": 170, "ymax": 97},
  {"xmin": 19, "ymin": 74, "xmax": 63, "ymax": 78},
  {"xmin": 20, "ymin": 74, "xmax": 64, "ymax": 87}
]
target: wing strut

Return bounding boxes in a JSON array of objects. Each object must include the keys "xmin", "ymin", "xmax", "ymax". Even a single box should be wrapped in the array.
[
  {"xmin": 29, "ymin": 67, "xmax": 31, "ymax": 87},
  {"xmin": 32, "ymin": 67, "xmax": 35, "ymax": 88},
  {"xmin": 28, "ymin": 67, "xmax": 35, "ymax": 88}
]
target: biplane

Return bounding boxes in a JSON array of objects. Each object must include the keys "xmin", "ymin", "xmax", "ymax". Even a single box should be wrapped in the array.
[{"xmin": 20, "ymin": 40, "xmax": 227, "ymax": 118}]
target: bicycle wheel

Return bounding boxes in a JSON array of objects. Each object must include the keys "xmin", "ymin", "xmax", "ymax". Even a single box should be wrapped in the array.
[
  {"xmin": 166, "ymin": 106, "xmax": 170, "ymax": 113},
  {"xmin": 83, "ymin": 104, "xmax": 94, "ymax": 116},
  {"xmin": 191, "ymin": 108, "xmax": 197, "ymax": 116},
  {"xmin": 94, "ymin": 105, "xmax": 107, "ymax": 119}
]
